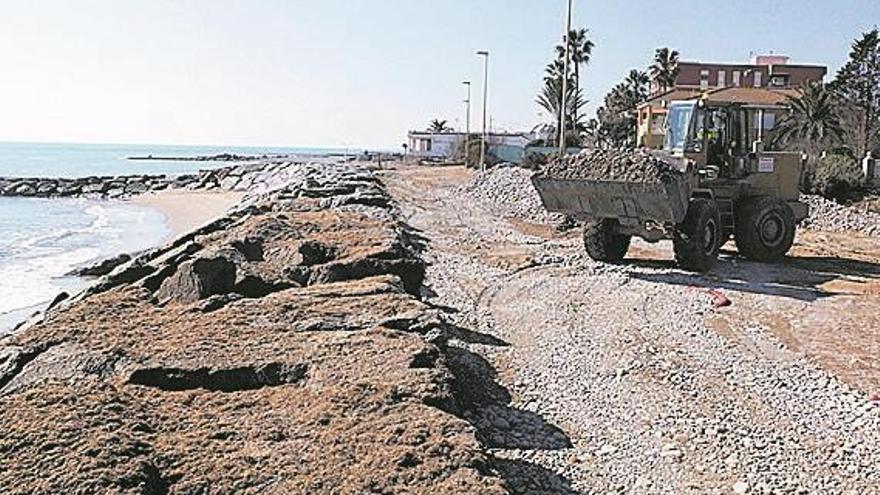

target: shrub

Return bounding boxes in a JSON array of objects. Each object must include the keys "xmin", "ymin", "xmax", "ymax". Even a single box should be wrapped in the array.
[
  {"xmin": 458, "ymin": 136, "xmax": 501, "ymax": 169},
  {"xmin": 810, "ymin": 153, "xmax": 865, "ymax": 202}
]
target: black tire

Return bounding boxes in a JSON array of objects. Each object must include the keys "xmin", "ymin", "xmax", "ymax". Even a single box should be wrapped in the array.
[
  {"xmin": 673, "ymin": 199, "xmax": 721, "ymax": 272},
  {"xmin": 734, "ymin": 196, "xmax": 796, "ymax": 262},
  {"xmin": 583, "ymin": 219, "xmax": 631, "ymax": 263}
]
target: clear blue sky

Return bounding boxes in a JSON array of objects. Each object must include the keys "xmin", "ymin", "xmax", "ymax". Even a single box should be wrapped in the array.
[{"xmin": 1, "ymin": 1, "xmax": 877, "ymax": 150}]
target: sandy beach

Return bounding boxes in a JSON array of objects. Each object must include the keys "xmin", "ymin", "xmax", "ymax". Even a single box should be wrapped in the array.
[{"xmin": 130, "ymin": 190, "xmax": 245, "ymax": 238}]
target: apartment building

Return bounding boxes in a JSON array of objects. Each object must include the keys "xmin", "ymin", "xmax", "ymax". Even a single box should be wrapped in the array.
[{"xmin": 650, "ymin": 55, "xmax": 827, "ymax": 95}]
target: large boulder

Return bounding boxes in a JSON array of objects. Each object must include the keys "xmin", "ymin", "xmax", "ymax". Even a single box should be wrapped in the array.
[
  {"xmin": 14, "ymin": 184, "xmax": 36, "ymax": 196},
  {"xmin": 69, "ymin": 254, "xmax": 133, "ymax": 277},
  {"xmin": 81, "ymin": 183, "xmax": 107, "ymax": 194},
  {"xmin": 125, "ymin": 181, "xmax": 148, "ymax": 194},
  {"xmin": 156, "ymin": 256, "xmax": 237, "ymax": 304}
]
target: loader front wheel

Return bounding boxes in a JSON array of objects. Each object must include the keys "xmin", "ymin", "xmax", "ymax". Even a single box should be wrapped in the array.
[
  {"xmin": 734, "ymin": 196, "xmax": 796, "ymax": 262},
  {"xmin": 673, "ymin": 199, "xmax": 721, "ymax": 272},
  {"xmin": 583, "ymin": 219, "xmax": 631, "ymax": 263}
]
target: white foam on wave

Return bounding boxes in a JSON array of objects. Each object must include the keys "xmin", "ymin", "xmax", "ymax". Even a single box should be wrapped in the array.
[
  {"xmin": 0, "ymin": 246, "xmax": 99, "ymax": 315},
  {"xmin": 0, "ymin": 197, "xmax": 170, "ymax": 327}
]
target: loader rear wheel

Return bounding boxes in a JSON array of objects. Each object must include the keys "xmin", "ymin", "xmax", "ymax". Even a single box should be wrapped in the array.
[
  {"xmin": 673, "ymin": 199, "xmax": 721, "ymax": 272},
  {"xmin": 583, "ymin": 219, "xmax": 631, "ymax": 263},
  {"xmin": 735, "ymin": 196, "xmax": 796, "ymax": 262}
]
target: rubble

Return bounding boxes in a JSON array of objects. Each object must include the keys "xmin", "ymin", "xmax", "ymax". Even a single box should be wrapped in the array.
[
  {"xmin": 457, "ymin": 166, "xmax": 566, "ymax": 226},
  {"xmin": 800, "ymin": 194, "xmax": 880, "ymax": 236},
  {"xmin": 542, "ymin": 148, "xmax": 684, "ymax": 183}
]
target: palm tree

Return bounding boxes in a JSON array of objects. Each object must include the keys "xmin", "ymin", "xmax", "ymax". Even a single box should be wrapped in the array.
[
  {"xmin": 624, "ymin": 69, "xmax": 650, "ymax": 103},
  {"xmin": 774, "ymin": 82, "xmax": 845, "ymax": 152},
  {"xmin": 556, "ymin": 28, "xmax": 594, "ymax": 127},
  {"xmin": 428, "ymin": 119, "xmax": 451, "ymax": 133},
  {"xmin": 537, "ymin": 61, "xmax": 586, "ymax": 146},
  {"xmin": 650, "ymin": 47, "xmax": 680, "ymax": 93}
]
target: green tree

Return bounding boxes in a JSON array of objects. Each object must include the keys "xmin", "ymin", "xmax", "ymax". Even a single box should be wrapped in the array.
[
  {"xmin": 650, "ymin": 47, "xmax": 680, "ymax": 94},
  {"xmin": 537, "ymin": 60, "xmax": 587, "ymax": 146},
  {"xmin": 830, "ymin": 29, "xmax": 880, "ymax": 156},
  {"xmin": 428, "ymin": 119, "xmax": 451, "ymax": 133},
  {"xmin": 811, "ymin": 153, "xmax": 865, "ymax": 201},
  {"xmin": 596, "ymin": 69, "xmax": 650, "ymax": 148},
  {"xmin": 556, "ymin": 28, "xmax": 594, "ymax": 128},
  {"xmin": 774, "ymin": 82, "xmax": 845, "ymax": 154}
]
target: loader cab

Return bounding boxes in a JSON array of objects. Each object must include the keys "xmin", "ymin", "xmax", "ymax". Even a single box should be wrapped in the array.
[{"xmin": 664, "ymin": 100, "xmax": 750, "ymax": 179}]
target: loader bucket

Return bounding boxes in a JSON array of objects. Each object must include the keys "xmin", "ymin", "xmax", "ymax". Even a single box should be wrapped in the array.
[{"xmin": 530, "ymin": 173, "xmax": 694, "ymax": 225}]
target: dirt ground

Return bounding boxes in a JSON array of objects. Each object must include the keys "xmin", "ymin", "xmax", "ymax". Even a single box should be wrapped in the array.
[{"xmin": 381, "ymin": 164, "xmax": 880, "ymax": 493}]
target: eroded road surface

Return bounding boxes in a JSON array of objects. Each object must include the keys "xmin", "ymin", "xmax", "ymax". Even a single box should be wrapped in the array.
[{"xmin": 382, "ymin": 165, "xmax": 880, "ymax": 495}]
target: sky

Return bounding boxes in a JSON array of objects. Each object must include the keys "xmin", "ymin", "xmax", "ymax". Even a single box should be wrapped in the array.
[{"xmin": 1, "ymin": 0, "xmax": 878, "ymax": 150}]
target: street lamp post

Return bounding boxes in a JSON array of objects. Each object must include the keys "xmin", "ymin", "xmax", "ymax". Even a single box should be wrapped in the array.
[
  {"xmin": 559, "ymin": 0, "xmax": 573, "ymax": 156},
  {"xmin": 463, "ymin": 81, "xmax": 471, "ymax": 166},
  {"xmin": 477, "ymin": 50, "xmax": 490, "ymax": 171}
]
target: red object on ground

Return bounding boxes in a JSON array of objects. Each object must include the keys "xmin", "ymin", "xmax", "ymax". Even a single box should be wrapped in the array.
[
  {"xmin": 869, "ymin": 393, "xmax": 880, "ymax": 402},
  {"xmin": 707, "ymin": 289, "xmax": 732, "ymax": 308}
]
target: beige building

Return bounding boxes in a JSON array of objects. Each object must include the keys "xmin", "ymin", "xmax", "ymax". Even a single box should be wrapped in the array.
[{"xmin": 637, "ymin": 86, "xmax": 801, "ymax": 150}]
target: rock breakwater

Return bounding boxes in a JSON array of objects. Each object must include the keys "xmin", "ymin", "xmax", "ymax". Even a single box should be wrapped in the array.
[
  {"xmin": 0, "ymin": 162, "xmax": 509, "ymax": 494},
  {"xmin": 0, "ymin": 160, "xmax": 319, "ymax": 200}
]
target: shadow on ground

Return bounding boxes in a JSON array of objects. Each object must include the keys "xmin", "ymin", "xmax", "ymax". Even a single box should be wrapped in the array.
[
  {"xmin": 441, "ymin": 329, "xmax": 580, "ymax": 494},
  {"xmin": 626, "ymin": 250, "xmax": 880, "ymax": 302},
  {"xmin": 492, "ymin": 458, "xmax": 581, "ymax": 495},
  {"xmin": 446, "ymin": 346, "xmax": 570, "ymax": 451}
]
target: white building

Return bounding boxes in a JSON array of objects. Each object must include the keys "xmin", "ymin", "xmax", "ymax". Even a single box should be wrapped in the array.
[{"xmin": 406, "ymin": 131, "xmax": 532, "ymax": 163}]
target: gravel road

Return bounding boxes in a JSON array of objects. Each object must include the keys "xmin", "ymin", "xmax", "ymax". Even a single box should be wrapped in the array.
[{"xmin": 382, "ymin": 165, "xmax": 880, "ymax": 495}]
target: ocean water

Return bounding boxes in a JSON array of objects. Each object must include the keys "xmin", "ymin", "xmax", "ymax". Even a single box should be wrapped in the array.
[
  {"xmin": 0, "ymin": 197, "xmax": 169, "ymax": 329},
  {"xmin": 0, "ymin": 141, "xmax": 347, "ymax": 178},
  {"xmin": 0, "ymin": 141, "xmax": 341, "ymax": 333}
]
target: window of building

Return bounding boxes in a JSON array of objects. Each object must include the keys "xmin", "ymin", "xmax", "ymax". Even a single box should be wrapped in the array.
[
  {"xmin": 754, "ymin": 71, "xmax": 763, "ymax": 87},
  {"xmin": 700, "ymin": 69, "xmax": 710, "ymax": 90},
  {"xmin": 718, "ymin": 70, "xmax": 726, "ymax": 88},
  {"xmin": 769, "ymin": 74, "xmax": 790, "ymax": 88},
  {"xmin": 732, "ymin": 71, "xmax": 741, "ymax": 87}
]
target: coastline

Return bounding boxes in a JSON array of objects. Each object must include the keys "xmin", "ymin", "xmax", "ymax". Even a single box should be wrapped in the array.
[{"xmin": 0, "ymin": 190, "xmax": 244, "ymax": 335}]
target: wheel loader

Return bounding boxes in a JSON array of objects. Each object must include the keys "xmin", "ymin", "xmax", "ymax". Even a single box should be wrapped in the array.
[{"xmin": 532, "ymin": 98, "xmax": 808, "ymax": 271}]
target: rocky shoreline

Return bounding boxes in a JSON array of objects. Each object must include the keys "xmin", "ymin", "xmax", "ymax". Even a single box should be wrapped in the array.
[
  {"xmin": 0, "ymin": 162, "xmax": 262, "ymax": 199},
  {"xmin": 0, "ymin": 161, "xmax": 520, "ymax": 494},
  {"xmin": 0, "ymin": 159, "xmax": 351, "ymax": 200}
]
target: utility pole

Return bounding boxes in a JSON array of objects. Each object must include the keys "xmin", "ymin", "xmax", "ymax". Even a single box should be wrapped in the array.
[
  {"xmin": 558, "ymin": 0, "xmax": 573, "ymax": 156},
  {"xmin": 477, "ymin": 50, "xmax": 490, "ymax": 171},
  {"xmin": 463, "ymin": 81, "xmax": 471, "ymax": 166}
]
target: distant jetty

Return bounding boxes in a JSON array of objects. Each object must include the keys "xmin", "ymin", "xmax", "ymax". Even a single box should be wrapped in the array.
[{"xmin": 127, "ymin": 153, "xmax": 288, "ymax": 162}]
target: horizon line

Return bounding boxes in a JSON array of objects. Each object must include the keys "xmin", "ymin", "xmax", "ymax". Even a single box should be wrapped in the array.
[{"xmin": 0, "ymin": 139, "xmax": 398, "ymax": 153}]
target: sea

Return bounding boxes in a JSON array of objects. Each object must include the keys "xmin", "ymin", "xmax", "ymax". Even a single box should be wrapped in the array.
[{"xmin": 0, "ymin": 141, "xmax": 345, "ymax": 333}]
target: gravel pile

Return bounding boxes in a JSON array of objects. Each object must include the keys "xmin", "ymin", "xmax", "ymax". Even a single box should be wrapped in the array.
[
  {"xmin": 458, "ymin": 166, "xmax": 566, "ymax": 225},
  {"xmin": 800, "ymin": 194, "xmax": 880, "ymax": 236},
  {"xmin": 543, "ymin": 148, "xmax": 684, "ymax": 183}
]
